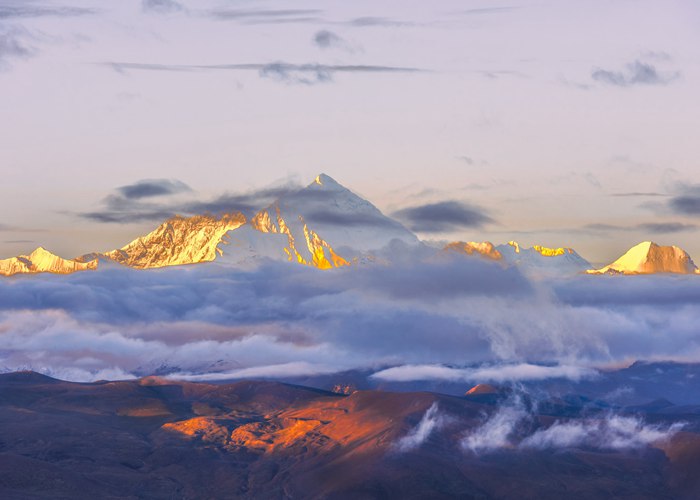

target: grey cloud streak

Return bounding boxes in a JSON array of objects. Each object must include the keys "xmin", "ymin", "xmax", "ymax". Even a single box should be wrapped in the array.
[
  {"xmin": 101, "ymin": 61, "xmax": 423, "ymax": 85},
  {"xmin": 0, "ymin": 4, "xmax": 96, "ymax": 19},
  {"xmin": 79, "ymin": 179, "xmax": 302, "ymax": 223},
  {"xmin": 584, "ymin": 222, "xmax": 697, "ymax": 234},
  {"xmin": 118, "ymin": 179, "xmax": 192, "ymax": 200},
  {"xmin": 206, "ymin": 8, "xmax": 322, "ymax": 24},
  {"xmin": 392, "ymin": 201, "xmax": 495, "ymax": 232}
]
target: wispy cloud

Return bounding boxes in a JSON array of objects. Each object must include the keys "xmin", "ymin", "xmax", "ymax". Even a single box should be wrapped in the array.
[
  {"xmin": 0, "ymin": 4, "xmax": 96, "ymax": 19},
  {"xmin": 584, "ymin": 222, "xmax": 697, "ymax": 234},
  {"xmin": 79, "ymin": 179, "xmax": 301, "ymax": 223},
  {"xmin": 371, "ymin": 364, "xmax": 596, "ymax": 384},
  {"xmin": 592, "ymin": 60, "xmax": 679, "ymax": 87},
  {"xmin": 392, "ymin": 200, "xmax": 494, "ymax": 233},
  {"xmin": 458, "ymin": 7, "xmax": 521, "ymax": 16},
  {"xmin": 142, "ymin": 0, "xmax": 183, "ymax": 14},
  {"xmin": 0, "ymin": 24, "xmax": 34, "ymax": 69},
  {"xmin": 461, "ymin": 395, "xmax": 684, "ymax": 454},
  {"xmin": 117, "ymin": 179, "xmax": 192, "ymax": 200},
  {"xmin": 207, "ymin": 8, "xmax": 321, "ymax": 24},
  {"xmin": 345, "ymin": 16, "xmax": 414, "ymax": 27},
  {"xmin": 395, "ymin": 403, "xmax": 445, "ymax": 451},
  {"xmin": 521, "ymin": 415, "xmax": 684, "ymax": 450},
  {"xmin": 101, "ymin": 61, "xmax": 423, "ymax": 85}
]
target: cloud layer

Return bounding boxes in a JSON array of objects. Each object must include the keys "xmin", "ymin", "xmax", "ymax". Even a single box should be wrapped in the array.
[{"xmin": 2, "ymin": 248, "xmax": 700, "ymax": 383}]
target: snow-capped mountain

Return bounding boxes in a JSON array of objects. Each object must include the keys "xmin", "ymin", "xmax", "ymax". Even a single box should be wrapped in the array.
[
  {"xmin": 444, "ymin": 241, "xmax": 503, "ymax": 260},
  {"xmin": 0, "ymin": 247, "xmax": 97, "ymax": 276},
  {"xmin": 588, "ymin": 241, "xmax": 699, "ymax": 275},
  {"xmin": 83, "ymin": 213, "xmax": 246, "ymax": 269},
  {"xmin": 444, "ymin": 240, "xmax": 591, "ymax": 276},
  {"xmin": 239, "ymin": 173, "xmax": 420, "ymax": 268},
  {"xmin": 496, "ymin": 241, "xmax": 591, "ymax": 276}
]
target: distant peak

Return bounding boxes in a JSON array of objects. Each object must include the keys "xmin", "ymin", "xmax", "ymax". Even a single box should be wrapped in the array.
[
  {"xmin": 532, "ymin": 245, "xmax": 574, "ymax": 257},
  {"xmin": 311, "ymin": 173, "xmax": 342, "ymax": 189},
  {"xmin": 29, "ymin": 246, "xmax": 55, "ymax": 257}
]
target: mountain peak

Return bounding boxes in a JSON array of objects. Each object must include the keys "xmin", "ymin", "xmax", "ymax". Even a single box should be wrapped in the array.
[
  {"xmin": 588, "ymin": 241, "xmax": 697, "ymax": 275},
  {"xmin": 310, "ymin": 173, "xmax": 343, "ymax": 191}
]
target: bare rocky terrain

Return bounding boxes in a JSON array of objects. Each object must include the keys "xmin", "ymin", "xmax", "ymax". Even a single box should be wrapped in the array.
[{"xmin": 1, "ymin": 371, "xmax": 699, "ymax": 499}]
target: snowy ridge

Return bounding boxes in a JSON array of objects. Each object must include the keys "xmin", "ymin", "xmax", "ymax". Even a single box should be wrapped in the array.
[{"xmin": 0, "ymin": 247, "xmax": 97, "ymax": 276}]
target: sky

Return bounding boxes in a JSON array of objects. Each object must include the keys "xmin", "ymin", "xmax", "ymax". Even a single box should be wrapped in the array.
[{"xmin": 1, "ymin": 0, "xmax": 699, "ymax": 264}]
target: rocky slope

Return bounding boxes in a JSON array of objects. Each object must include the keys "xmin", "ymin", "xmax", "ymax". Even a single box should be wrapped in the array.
[
  {"xmin": 86, "ymin": 213, "xmax": 246, "ymax": 269},
  {"xmin": 1, "ymin": 372, "xmax": 696, "ymax": 499}
]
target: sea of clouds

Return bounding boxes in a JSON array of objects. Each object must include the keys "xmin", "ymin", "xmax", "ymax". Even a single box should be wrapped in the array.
[{"xmin": 2, "ymin": 254, "xmax": 700, "ymax": 382}]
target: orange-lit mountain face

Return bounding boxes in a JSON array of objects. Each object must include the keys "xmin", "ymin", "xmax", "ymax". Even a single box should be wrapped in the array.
[
  {"xmin": 0, "ymin": 247, "xmax": 97, "ymax": 276},
  {"xmin": 85, "ymin": 213, "xmax": 247, "ymax": 269},
  {"xmin": 588, "ymin": 241, "xmax": 699, "ymax": 275},
  {"xmin": 1, "ymin": 372, "xmax": 697, "ymax": 499},
  {"xmin": 444, "ymin": 241, "xmax": 503, "ymax": 260}
]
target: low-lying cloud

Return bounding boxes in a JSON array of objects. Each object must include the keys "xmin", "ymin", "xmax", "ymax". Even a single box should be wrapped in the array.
[
  {"xmin": 396, "ymin": 403, "xmax": 445, "ymax": 451},
  {"xmin": 372, "ymin": 364, "xmax": 597, "ymax": 384},
  {"xmin": 521, "ymin": 415, "xmax": 684, "ymax": 450},
  {"xmin": 2, "ymin": 248, "xmax": 700, "ymax": 382},
  {"xmin": 461, "ymin": 397, "xmax": 683, "ymax": 453}
]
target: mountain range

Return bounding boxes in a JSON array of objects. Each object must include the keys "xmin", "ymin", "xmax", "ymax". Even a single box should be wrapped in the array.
[{"xmin": 1, "ymin": 174, "xmax": 698, "ymax": 277}]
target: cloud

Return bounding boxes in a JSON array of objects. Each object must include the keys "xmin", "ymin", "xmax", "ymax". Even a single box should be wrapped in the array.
[
  {"xmin": 173, "ymin": 362, "xmax": 340, "ymax": 381},
  {"xmin": 592, "ymin": 60, "xmax": 679, "ymax": 87},
  {"xmin": 456, "ymin": 156, "xmax": 474, "ymax": 165},
  {"xmin": 637, "ymin": 222, "xmax": 697, "ymax": 234},
  {"xmin": 584, "ymin": 222, "xmax": 697, "ymax": 234},
  {"xmin": 101, "ymin": 61, "xmax": 423, "ymax": 85},
  {"xmin": 0, "ymin": 24, "xmax": 34, "ymax": 69},
  {"xmin": 609, "ymin": 192, "xmax": 667, "ymax": 197},
  {"xmin": 79, "ymin": 179, "xmax": 301, "ymax": 223},
  {"xmin": 668, "ymin": 184, "xmax": 700, "ymax": 216},
  {"xmin": 461, "ymin": 394, "xmax": 684, "ymax": 454},
  {"xmin": 346, "ymin": 17, "xmax": 412, "ymax": 27},
  {"xmin": 0, "ymin": 4, "xmax": 96, "ymax": 19},
  {"xmin": 117, "ymin": 179, "xmax": 192, "ymax": 200},
  {"xmin": 313, "ymin": 30, "xmax": 350, "ymax": 51},
  {"xmin": 371, "ymin": 364, "xmax": 596, "ymax": 383},
  {"xmin": 142, "ymin": 0, "xmax": 183, "ymax": 14},
  {"xmin": 520, "ymin": 415, "xmax": 684, "ymax": 450},
  {"xmin": 461, "ymin": 402, "xmax": 527, "ymax": 453},
  {"xmin": 3, "ymin": 245, "xmax": 700, "ymax": 383},
  {"xmin": 395, "ymin": 403, "xmax": 445, "ymax": 451},
  {"xmin": 207, "ymin": 9, "xmax": 321, "ymax": 24},
  {"xmin": 459, "ymin": 7, "xmax": 520, "ymax": 15},
  {"xmin": 392, "ymin": 201, "xmax": 494, "ymax": 232}
]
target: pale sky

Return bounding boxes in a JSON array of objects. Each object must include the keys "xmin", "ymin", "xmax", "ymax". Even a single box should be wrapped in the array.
[{"xmin": 1, "ymin": 0, "xmax": 699, "ymax": 265}]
